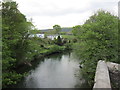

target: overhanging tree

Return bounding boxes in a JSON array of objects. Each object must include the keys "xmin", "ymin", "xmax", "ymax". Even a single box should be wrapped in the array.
[
  {"xmin": 2, "ymin": 1, "xmax": 34, "ymax": 87},
  {"xmin": 73, "ymin": 10, "xmax": 118, "ymax": 86}
]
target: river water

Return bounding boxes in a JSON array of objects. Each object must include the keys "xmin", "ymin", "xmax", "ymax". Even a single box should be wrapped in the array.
[{"xmin": 16, "ymin": 51, "xmax": 88, "ymax": 88}]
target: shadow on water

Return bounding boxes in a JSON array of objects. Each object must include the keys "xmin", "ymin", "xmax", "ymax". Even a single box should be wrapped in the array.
[
  {"xmin": 14, "ymin": 50, "xmax": 89, "ymax": 88},
  {"xmin": 16, "ymin": 51, "xmax": 69, "ymax": 73},
  {"xmin": 45, "ymin": 50, "xmax": 71, "ymax": 61}
]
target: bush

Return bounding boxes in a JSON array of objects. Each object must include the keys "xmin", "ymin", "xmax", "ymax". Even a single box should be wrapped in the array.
[
  {"xmin": 2, "ymin": 71, "xmax": 24, "ymax": 88},
  {"xmin": 49, "ymin": 45, "xmax": 65, "ymax": 53},
  {"xmin": 73, "ymin": 10, "xmax": 118, "ymax": 87}
]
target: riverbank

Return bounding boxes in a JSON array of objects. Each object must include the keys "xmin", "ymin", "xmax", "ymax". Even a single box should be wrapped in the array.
[
  {"xmin": 5, "ymin": 44, "xmax": 72, "ymax": 88},
  {"xmin": 16, "ymin": 43, "xmax": 72, "ymax": 67},
  {"xmin": 12, "ymin": 51, "xmax": 88, "ymax": 88}
]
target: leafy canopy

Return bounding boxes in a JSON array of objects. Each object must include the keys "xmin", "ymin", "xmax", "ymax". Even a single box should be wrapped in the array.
[
  {"xmin": 53, "ymin": 25, "xmax": 61, "ymax": 35},
  {"xmin": 73, "ymin": 10, "xmax": 118, "ymax": 86}
]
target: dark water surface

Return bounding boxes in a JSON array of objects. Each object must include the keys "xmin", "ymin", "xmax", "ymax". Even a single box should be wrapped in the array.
[{"xmin": 16, "ymin": 51, "xmax": 88, "ymax": 88}]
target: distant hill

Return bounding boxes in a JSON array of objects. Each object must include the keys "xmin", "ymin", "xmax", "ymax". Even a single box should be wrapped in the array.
[
  {"xmin": 61, "ymin": 28, "xmax": 72, "ymax": 32},
  {"xmin": 40, "ymin": 27, "xmax": 72, "ymax": 33},
  {"xmin": 39, "ymin": 29, "xmax": 53, "ymax": 32}
]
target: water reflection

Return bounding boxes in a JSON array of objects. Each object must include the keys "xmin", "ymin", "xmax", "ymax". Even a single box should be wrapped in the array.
[{"xmin": 17, "ymin": 52, "xmax": 87, "ymax": 88}]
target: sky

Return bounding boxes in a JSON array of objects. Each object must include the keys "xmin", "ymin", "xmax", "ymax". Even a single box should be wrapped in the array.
[{"xmin": 12, "ymin": 0, "xmax": 119, "ymax": 29}]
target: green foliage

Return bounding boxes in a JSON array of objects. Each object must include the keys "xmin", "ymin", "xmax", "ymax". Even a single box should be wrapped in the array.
[
  {"xmin": 64, "ymin": 43, "xmax": 73, "ymax": 50},
  {"xmin": 2, "ymin": 71, "xmax": 24, "ymax": 88},
  {"xmin": 60, "ymin": 32, "xmax": 66, "ymax": 35},
  {"xmin": 2, "ymin": 1, "xmax": 35, "ymax": 87},
  {"xmin": 62, "ymin": 35, "xmax": 76, "ymax": 40},
  {"xmin": 1, "ymin": 0, "xmax": 71, "ymax": 88},
  {"xmin": 53, "ymin": 25, "xmax": 61, "ymax": 35},
  {"xmin": 72, "ymin": 25, "xmax": 81, "ymax": 36},
  {"xmin": 39, "ymin": 45, "xmax": 65, "ymax": 55},
  {"xmin": 16, "ymin": 38, "xmax": 43, "ymax": 65},
  {"xmin": 49, "ymin": 45, "xmax": 65, "ymax": 53},
  {"xmin": 73, "ymin": 10, "xmax": 118, "ymax": 87}
]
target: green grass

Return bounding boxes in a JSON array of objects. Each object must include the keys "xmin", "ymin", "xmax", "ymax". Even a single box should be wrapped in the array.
[{"xmin": 61, "ymin": 35, "xmax": 76, "ymax": 40}]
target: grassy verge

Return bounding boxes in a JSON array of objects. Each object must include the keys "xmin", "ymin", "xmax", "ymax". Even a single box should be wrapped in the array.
[
  {"xmin": 34, "ymin": 45, "xmax": 66, "ymax": 59},
  {"xmin": 4, "ymin": 44, "xmax": 71, "ymax": 88},
  {"xmin": 62, "ymin": 35, "xmax": 76, "ymax": 40}
]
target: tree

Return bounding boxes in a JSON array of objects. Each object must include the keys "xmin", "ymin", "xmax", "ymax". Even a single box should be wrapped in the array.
[
  {"xmin": 74, "ymin": 10, "xmax": 118, "ymax": 86},
  {"xmin": 2, "ymin": 1, "xmax": 34, "ymax": 87},
  {"xmin": 72, "ymin": 25, "xmax": 81, "ymax": 36},
  {"xmin": 53, "ymin": 25, "xmax": 61, "ymax": 35}
]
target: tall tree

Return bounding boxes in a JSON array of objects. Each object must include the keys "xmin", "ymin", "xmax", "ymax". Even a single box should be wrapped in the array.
[
  {"xmin": 2, "ymin": 1, "xmax": 34, "ymax": 87},
  {"xmin": 53, "ymin": 25, "xmax": 61, "ymax": 35},
  {"xmin": 73, "ymin": 10, "xmax": 118, "ymax": 86}
]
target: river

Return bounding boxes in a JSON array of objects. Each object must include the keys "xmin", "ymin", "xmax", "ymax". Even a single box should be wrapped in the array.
[{"xmin": 16, "ymin": 51, "xmax": 88, "ymax": 88}]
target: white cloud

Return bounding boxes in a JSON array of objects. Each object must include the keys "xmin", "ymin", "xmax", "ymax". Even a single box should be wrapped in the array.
[{"xmin": 13, "ymin": 0, "xmax": 119, "ymax": 29}]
